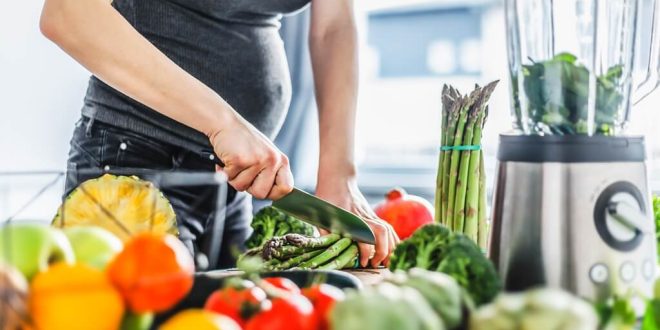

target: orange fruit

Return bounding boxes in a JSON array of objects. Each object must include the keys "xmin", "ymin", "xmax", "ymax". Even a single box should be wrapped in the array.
[
  {"xmin": 107, "ymin": 232, "xmax": 194, "ymax": 313},
  {"xmin": 160, "ymin": 309, "xmax": 241, "ymax": 330},
  {"xmin": 29, "ymin": 262, "xmax": 124, "ymax": 330}
]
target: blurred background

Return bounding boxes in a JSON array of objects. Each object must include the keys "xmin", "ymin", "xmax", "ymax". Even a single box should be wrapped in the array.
[{"xmin": 2, "ymin": 0, "xmax": 660, "ymax": 218}]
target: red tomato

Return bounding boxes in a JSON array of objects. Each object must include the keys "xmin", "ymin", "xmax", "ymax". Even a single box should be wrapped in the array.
[
  {"xmin": 302, "ymin": 284, "xmax": 345, "ymax": 330},
  {"xmin": 204, "ymin": 280, "xmax": 269, "ymax": 327},
  {"xmin": 374, "ymin": 187, "xmax": 434, "ymax": 239},
  {"xmin": 263, "ymin": 277, "xmax": 301, "ymax": 294},
  {"xmin": 245, "ymin": 294, "xmax": 314, "ymax": 330}
]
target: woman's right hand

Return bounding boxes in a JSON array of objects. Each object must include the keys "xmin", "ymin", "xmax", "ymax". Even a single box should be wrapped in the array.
[
  {"xmin": 40, "ymin": 0, "xmax": 293, "ymax": 202},
  {"xmin": 210, "ymin": 115, "xmax": 294, "ymax": 200}
]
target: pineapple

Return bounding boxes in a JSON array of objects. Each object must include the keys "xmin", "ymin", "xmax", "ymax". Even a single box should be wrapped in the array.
[{"xmin": 53, "ymin": 174, "xmax": 178, "ymax": 241}]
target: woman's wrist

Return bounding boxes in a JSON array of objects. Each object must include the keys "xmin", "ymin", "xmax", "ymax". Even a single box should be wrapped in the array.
[
  {"xmin": 317, "ymin": 158, "xmax": 357, "ymax": 185},
  {"xmin": 198, "ymin": 94, "xmax": 239, "ymax": 141}
]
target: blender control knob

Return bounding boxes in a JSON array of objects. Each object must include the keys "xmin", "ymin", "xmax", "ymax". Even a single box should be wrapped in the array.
[
  {"xmin": 594, "ymin": 182, "xmax": 647, "ymax": 252},
  {"xmin": 589, "ymin": 263, "xmax": 609, "ymax": 284},
  {"xmin": 643, "ymin": 260, "xmax": 656, "ymax": 280},
  {"xmin": 620, "ymin": 262, "xmax": 636, "ymax": 283}
]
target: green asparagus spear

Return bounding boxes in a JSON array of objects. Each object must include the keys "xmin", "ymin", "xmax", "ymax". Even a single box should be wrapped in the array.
[
  {"xmin": 284, "ymin": 233, "xmax": 341, "ymax": 249},
  {"xmin": 317, "ymin": 244, "xmax": 359, "ymax": 270},
  {"xmin": 477, "ymin": 151, "xmax": 488, "ymax": 250},
  {"xmin": 271, "ymin": 249, "xmax": 325, "ymax": 271},
  {"xmin": 270, "ymin": 245, "xmax": 320, "ymax": 259},
  {"xmin": 450, "ymin": 104, "xmax": 481, "ymax": 233},
  {"xmin": 446, "ymin": 92, "xmax": 478, "ymax": 229},
  {"xmin": 440, "ymin": 94, "xmax": 463, "ymax": 225},
  {"xmin": 436, "ymin": 85, "xmax": 453, "ymax": 223},
  {"xmin": 298, "ymin": 238, "xmax": 352, "ymax": 269},
  {"xmin": 463, "ymin": 111, "xmax": 485, "ymax": 240}
]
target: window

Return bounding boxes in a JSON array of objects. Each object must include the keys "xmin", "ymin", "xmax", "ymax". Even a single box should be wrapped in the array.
[
  {"xmin": 355, "ymin": 0, "xmax": 506, "ymax": 202},
  {"xmin": 355, "ymin": 0, "xmax": 660, "ymax": 203}
]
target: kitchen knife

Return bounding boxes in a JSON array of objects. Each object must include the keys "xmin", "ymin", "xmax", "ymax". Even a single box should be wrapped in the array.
[
  {"xmin": 272, "ymin": 188, "xmax": 376, "ymax": 244},
  {"xmin": 202, "ymin": 151, "xmax": 376, "ymax": 244}
]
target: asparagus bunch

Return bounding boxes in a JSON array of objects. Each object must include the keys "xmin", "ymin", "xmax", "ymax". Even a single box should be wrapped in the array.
[
  {"xmin": 435, "ymin": 81, "xmax": 498, "ymax": 249},
  {"xmin": 239, "ymin": 233, "xmax": 359, "ymax": 271}
]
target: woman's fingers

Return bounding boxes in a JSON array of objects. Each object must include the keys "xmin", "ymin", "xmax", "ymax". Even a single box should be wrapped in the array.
[
  {"xmin": 266, "ymin": 159, "xmax": 294, "ymax": 200},
  {"xmin": 363, "ymin": 218, "xmax": 391, "ymax": 268},
  {"xmin": 228, "ymin": 165, "xmax": 261, "ymax": 192},
  {"xmin": 358, "ymin": 242, "xmax": 374, "ymax": 268},
  {"xmin": 247, "ymin": 159, "xmax": 280, "ymax": 199}
]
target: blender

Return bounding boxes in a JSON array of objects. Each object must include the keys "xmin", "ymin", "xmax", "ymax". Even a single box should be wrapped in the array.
[{"xmin": 490, "ymin": 0, "xmax": 660, "ymax": 302}]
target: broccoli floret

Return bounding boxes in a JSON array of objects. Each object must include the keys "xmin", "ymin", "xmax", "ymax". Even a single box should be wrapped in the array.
[
  {"xmin": 390, "ymin": 224, "xmax": 451, "ymax": 271},
  {"xmin": 389, "ymin": 223, "xmax": 500, "ymax": 305},
  {"xmin": 244, "ymin": 206, "xmax": 315, "ymax": 249},
  {"xmin": 437, "ymin": 234, "xmax": 500, "ymax": 305}
]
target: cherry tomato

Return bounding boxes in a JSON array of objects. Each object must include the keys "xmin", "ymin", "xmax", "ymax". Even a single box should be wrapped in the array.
[
  {"xmin": 204, "ymin": 280, "xmax": 269, "ymax": 327},
  {"xmin": 302, "ymin": 284, "xmax": 345, "ymax": 330},
  {"xmin": 245, "ymin": 294, "xmax": 314, "ymax": 330},
  {"xmin": 263, "ymin": 277, "xmax": 301, "ymax": 294}
]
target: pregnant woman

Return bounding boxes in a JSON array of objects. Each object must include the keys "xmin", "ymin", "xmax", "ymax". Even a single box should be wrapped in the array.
[{"xmin": 40, "ymin": 0, "xmax": 398, "ymax": 268}]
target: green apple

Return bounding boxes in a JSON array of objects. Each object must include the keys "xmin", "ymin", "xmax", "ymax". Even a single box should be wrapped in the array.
[
  {"xmin": 0, "ymin": 222, "xmax": 74, "ymax": 280},
  {"xmin": 120, "ymin": 311, "xmax": 154, "ymax": 330},
  {"xmin": 63, "ymin": 226, "xmax": 123, "ymax": 270}
]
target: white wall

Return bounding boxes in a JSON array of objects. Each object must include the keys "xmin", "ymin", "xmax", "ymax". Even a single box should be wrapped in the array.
[{"xmin": 0, "ymin": 0, "xmax": 89, "ymax": 172}]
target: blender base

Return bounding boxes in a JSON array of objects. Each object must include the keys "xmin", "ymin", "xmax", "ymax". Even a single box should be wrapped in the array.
[{"xmin": 489, "ymin": 134, "xmax": 656, "ymax": 303}]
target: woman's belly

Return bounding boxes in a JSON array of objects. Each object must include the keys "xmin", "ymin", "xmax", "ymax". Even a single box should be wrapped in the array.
[{"xmin": 97, "ymin": 0, "xmax": 293, "ymax": 140}]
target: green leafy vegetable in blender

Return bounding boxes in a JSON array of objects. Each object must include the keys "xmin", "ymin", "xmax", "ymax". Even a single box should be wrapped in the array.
[
  {"xmin": 521, "ymin": 52, "xmax": 624, "ymax": 135},
  {"xmin": 244, "ymin": 206, "xmax": 316, "ymax": 249},
  {"xmin": 389, "ymin": 224, "xmax": 500, "ymax": 305}
]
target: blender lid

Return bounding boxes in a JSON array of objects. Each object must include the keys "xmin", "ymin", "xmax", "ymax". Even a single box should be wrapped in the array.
[{"xmin": 497, "ymin": 135, "xmax": 646, "ymax": 163}]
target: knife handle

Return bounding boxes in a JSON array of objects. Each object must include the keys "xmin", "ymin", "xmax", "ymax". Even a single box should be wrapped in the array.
[{"xmin": 201, "ymin": 151, "xmax": 225, "ymax": 168}]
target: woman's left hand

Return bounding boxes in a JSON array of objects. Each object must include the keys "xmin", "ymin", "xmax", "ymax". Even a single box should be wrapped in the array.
[{"xmin": 315, "ymin": 177, "xmax": 400, "ymax": 268}]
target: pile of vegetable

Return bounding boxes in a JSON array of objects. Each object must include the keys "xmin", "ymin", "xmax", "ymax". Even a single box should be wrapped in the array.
[
  {"xmin": 332, "ymin": 268, "xmax": 473, "ymax": 330},
  {"xmin": 245, "ymin": 206, "xmax": 316, "ymax": 249},
  {"xmin": 240, "ymin": 234, "xmax": 359, "ymax": 271},
  {"xmin": 389, "ymin": 223, "xmax": 500, "ymax": 306},
  {"xmin": 469, "ymin": 288, "xmax": 599, "ymax": 330},
  {"xmin": 517, "ymin": 52, "xmax": 624, "ymax": 135},
  {"xmin": 204, "ymin": 276, "xmax": 344, "ymax": 330},
  {"xmin": 0, "ymin": 222, "xmax": 197, "ymax": 330},
  {"xmin": 435, "ymin": 82, "xmax": 498, "ymax": 248}
]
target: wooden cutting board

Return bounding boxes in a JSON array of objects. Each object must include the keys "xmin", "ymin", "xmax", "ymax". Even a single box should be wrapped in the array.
[{"xmin": 343, "ymin": 268, "xmax": 391, "ymax": 286}]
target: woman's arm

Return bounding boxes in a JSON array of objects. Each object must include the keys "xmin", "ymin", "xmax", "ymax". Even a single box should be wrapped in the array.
[
  {"xmin": 309, "ymin": 0, "xmax": 399, "ymax": 267},
  {"xmin": 40, "ymin": 0, "xmax": 293, "ymax": 200}
]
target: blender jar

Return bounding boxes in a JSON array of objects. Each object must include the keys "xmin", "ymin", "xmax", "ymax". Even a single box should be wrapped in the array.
[{"xmin": 506, "ymin": 0, "xmax": 660, "ymax": 135}]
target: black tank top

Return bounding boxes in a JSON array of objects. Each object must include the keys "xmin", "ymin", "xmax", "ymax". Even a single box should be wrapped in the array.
[{"xmin": 81, "ymin": 0, "xmax": 310, "ymax": 151}]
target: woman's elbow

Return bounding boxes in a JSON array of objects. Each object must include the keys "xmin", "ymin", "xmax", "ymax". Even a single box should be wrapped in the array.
[{"xmin": 39, "ymin": 0, "xmax": 71, "ymax": 43}]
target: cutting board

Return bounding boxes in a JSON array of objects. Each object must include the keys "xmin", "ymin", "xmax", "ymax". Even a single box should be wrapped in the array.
[{"xmin": 344, "ymin": 268, "xmax": 391, "ymax": 286}]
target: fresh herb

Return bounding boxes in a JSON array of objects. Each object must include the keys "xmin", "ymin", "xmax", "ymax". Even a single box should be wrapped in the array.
[{"xmin": 517, "ymin": 52, "xmax": 624, "ymax": 135}]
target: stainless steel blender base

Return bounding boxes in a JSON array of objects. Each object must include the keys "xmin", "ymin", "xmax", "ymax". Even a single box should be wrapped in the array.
[{"xmin": 490, "ymin": 135, "xmax": 657, "ymax": 301}]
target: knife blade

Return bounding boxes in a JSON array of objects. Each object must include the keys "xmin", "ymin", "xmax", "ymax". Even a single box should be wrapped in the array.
[{"xmin": 273, "ymin": 188, "xmax": 376, "ymax": 244}]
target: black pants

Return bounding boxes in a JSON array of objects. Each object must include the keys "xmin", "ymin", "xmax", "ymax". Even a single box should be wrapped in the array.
[{"xmin": 64, "ymin": 117, "xmax": 252, "ymax": 269}]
